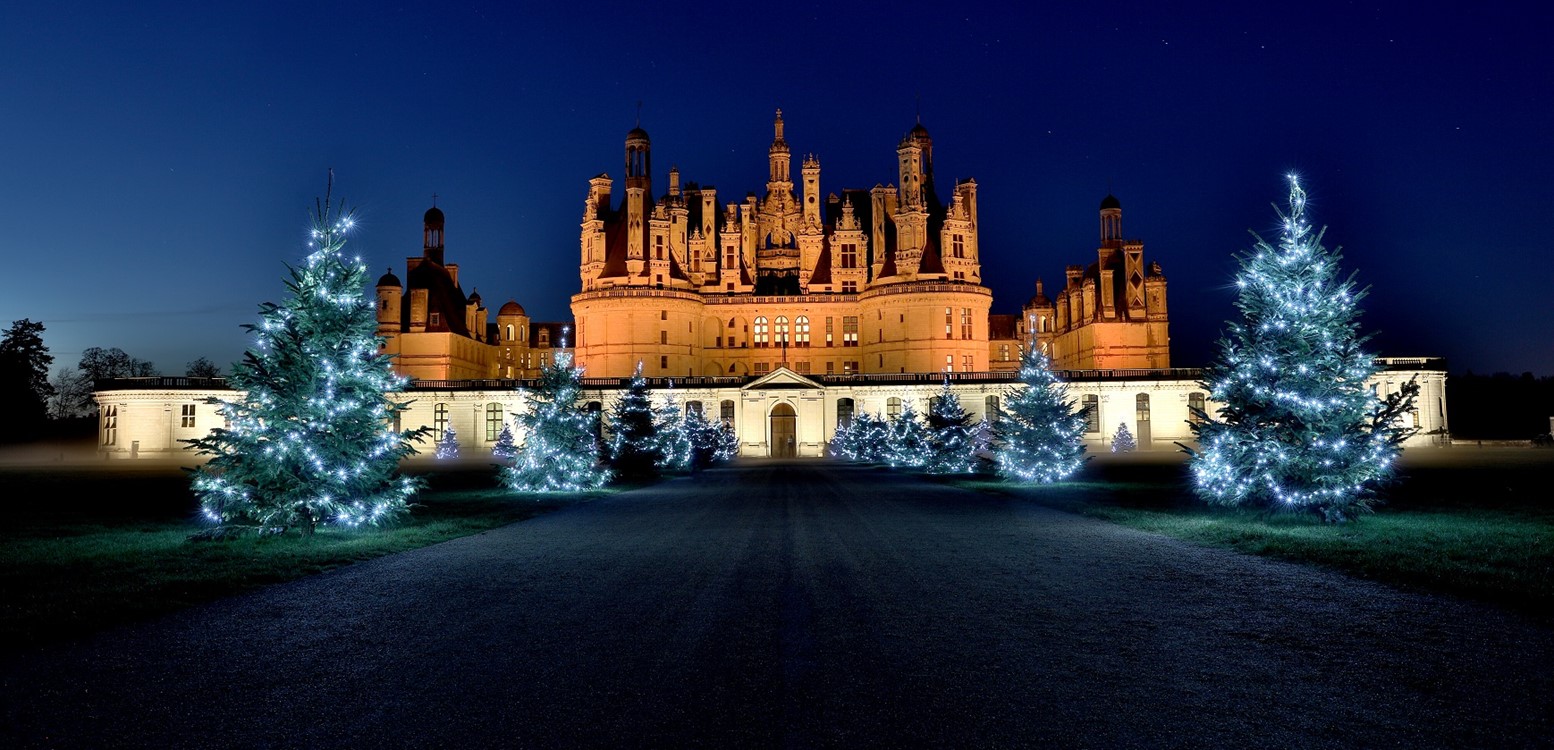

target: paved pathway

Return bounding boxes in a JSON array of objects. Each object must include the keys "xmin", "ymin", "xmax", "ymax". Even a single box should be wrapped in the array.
[{"xmin": 3, "ymin": 461, "xmax": 1551, "ymax": 748}]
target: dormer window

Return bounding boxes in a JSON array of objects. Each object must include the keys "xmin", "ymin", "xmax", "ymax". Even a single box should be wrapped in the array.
[{"xmin": 429, "ymin": 313, "xmax": 441, "ymax": 326}]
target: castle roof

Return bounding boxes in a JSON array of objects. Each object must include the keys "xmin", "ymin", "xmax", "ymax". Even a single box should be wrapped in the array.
[
  {"xmin": 808, "ymin": 240, "xmax": 833, "ymax": 286},
  {"xmin": 377, "ymin": 268, "xmax": 401, "ymax": 288},
  {"xmin": 424, "ymin": 206, "xmax": 445, "ymax": 226},
  {"xmin": 1100, "ymin": 194, "xmax": 1121, "ymax": 210},
  {"xmin": 988, "ymin": 314, "xmax": 1018, "ymax": 340},
  {"xmin": 403, "ymin": 257, "xmax": 469, "ymax": 336},
  {"xmin": 498, "ymin": 300, "xmax": 525, "ymax": 316}
]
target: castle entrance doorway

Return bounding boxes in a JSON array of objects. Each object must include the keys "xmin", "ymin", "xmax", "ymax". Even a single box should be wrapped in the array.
[{"xmin": 769, "ymin": 403, "xmax": 797, "ymax": 457}]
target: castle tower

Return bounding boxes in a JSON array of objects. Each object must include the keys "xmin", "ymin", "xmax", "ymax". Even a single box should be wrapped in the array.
[
  {"xmin": 768, "ymin": 109, "xmax": 791, "ymax": 187},
  {"xmin": 625, "ymin": 126, "xmax": 651, "ymax": 277},
  {"xmin": 375, "ymin": 268, "xmax": 402, "ymax": 340},
  {"xmin": 423, "ymin": 204, "xmax": 446, "ymax": 266},
  {"xmin": 1100, "ymin": 194, "xmax": 1122, "ymax": 246}
]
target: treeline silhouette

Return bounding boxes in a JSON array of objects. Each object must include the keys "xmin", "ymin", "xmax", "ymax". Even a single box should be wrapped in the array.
[{"xmin": 1447, "ymin": 372, "xmax": 1554, "ymax": 440}]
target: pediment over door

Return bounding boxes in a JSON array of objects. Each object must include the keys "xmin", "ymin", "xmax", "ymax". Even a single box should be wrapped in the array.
[{"xmin": 742, "ymin": 367, "xmax": 825, "ymax": 391}]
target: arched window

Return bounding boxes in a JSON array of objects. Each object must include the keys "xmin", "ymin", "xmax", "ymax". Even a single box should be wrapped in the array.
[
  {"xmin": 505, "ymin": 324, "xmax": 514, "ymax": 341},
  {"xmin": 433, "ymin": 403, "xmax": 449, "ymax": 435},
  {"xmin": 794, "ymin": 316, "xmax": 810, "ymax": 347},
  {"xmin": 1081, "ymin": 395, "xmax": 1099, "ymax": 433},
  {"xmin": 754, "ymin": 317, "xmax": 769, "ymax": 348},
  {"xmin": 539, "ymin": 328, "xmax": 549, "ymax": 346},
  {"xmin": 485, "ymin": 403, "xmax": 503, "ymax": 441},
  {"xmin": 837, "ymin": 397, "xmax": 855, "ymax": 428},
  {"xmin": 887, "ymin": 397, "xmax": 902, "ymax": 419},
  {"xmin": 775, "ymin": 316, "xmax": 789, "ymax": 346},
  {"xmin": 720, "ymin": 400, "xmax": 735, "ymax": 425},
  {"xmin": 985, "ymin": 395, "xmax": 1001, "ymax": 423},
  {"xmin": 1188, "ymin": 391, "xmax": 1206, "ymax": 424}
]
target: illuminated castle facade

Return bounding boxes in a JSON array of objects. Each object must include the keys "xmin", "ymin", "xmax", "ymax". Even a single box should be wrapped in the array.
[{"xmin": 571, "ymin": 112, "xmax": 997, "ymax": 379}]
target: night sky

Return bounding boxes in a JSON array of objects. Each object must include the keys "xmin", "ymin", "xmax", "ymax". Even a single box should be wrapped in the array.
[{"xmin": 3, "ymin": 2, "xmax": 1549, "ymax": 377}]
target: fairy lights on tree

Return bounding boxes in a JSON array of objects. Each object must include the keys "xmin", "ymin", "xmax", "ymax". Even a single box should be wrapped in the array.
[
  {"xmin": 1186, "ymin": 175, "xmax": 1418, "ymax": 522},
  {"xmin": 434, "ymin": 426, "xmax": 460, "ymax": 459},
  {"xmin": 606, "ymin": 362, "xmax": 662, "ymax": 479},
  {"xmin": 925, "ymin": 378, "xmax": 977, "ymax": 474},
  {"xmin": 885, "ymin": 400, "xmax": 929, "ymax": 469},
  {"xmin": 685, "ymin": 407, "xmax": 738, "ymax": 469},
  {"xmin": 491, "ymin": 421, "xmax": 518, "ymax": 460},
  {"xmin": 653, "ymin": 383, "xmax": 694, "ymax": 472},
  {"xmin": 186, "ymin": 176, "xmax": 428, "ymax": 535},
  {"xmin": 1111, "ymin": 423, "xmax": 1136, "ymax": 453},
  {"xmin": 996, "ymin": 347, "xmax": 1087, "ymax": 483},
  {"xmin": 501, "ymin": 349, "xmax": 610, "ymax": 492}
]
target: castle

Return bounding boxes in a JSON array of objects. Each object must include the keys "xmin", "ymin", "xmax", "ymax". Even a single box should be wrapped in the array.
[
  {"xmin": 91, "ymin": 113, "xmax": 1447, "ymax": 459},
  {"xmin": 569, "ymin": 112, "xmax": 1168, "ymax": 379}
]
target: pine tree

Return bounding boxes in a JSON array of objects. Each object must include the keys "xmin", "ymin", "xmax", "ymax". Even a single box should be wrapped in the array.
[
  {"xmin": 606, "ymin": 362, "xmax": 662, "ymax": 479},
  {"xmin": 996, "ymin": 347, "xmax": 1088, "ymax": 483},
  {"xmin": 1187, "ymin": 176, "xmax": 1418, "ymax": 522},
  {"xmin": 0, "ymin": 319, "xmax": 54, "ymax": 438},
  {"xmin": 686, "ymin": 407, "xmax": 738, "ymax": 469},
  {"xmin": 186, "ymin": 181, "xmax": 427, "ymax": 535},
  {"xmin": 653, "ymin": 385, "xmax": 694, "ymax": 472},
  {"xmin": 434, "ymin": 426, "xmax": 460, "ymax": 459},
  {"xmin": 836, "ymin": 412, "xmax": 890, "ymax": 463},
  {"xmin": 502, "ymin": 350, "xmax": 611, "ymax": 492},
  {"xmin": 885, "ymin": 401, "xmax": 930, "ymax": 469},
  {"xmin": 491, "ymin": 421, "xmax": 518, "ymax": 460},
  {"xmin": 925, "ymin": 378, "xmax": 977, "ymax": 474},
  {"xmin": 1111, "ymin": 422, "xmax": 1136, "ymax": 453}
]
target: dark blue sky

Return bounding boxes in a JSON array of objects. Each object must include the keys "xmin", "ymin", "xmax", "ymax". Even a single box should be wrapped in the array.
[{"xmin": 3, "ymin": 1, "xmax": 1550, "ymax": 376}]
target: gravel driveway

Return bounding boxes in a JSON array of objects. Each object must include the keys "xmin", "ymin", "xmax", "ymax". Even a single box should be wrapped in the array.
[{"xmin": 3, "ymin": 460, "xmax": 1549, "ymax": 748}]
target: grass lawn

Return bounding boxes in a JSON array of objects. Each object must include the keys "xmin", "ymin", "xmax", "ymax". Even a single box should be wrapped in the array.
[
  {"xmin": 0, "ymin": 459, "xmax": 601, "ymax": 655},
  {"xmin": 945, "ymin": 447, "xmax": 1554, "ymax": 617}
]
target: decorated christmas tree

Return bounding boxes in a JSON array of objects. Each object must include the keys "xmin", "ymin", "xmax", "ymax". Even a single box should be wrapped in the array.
[
  {"xmin": 186, "ymin": 179, "xmax": 427, "ymax": 535},
  {"xmin": 653, "ymin": 384, "xmax": 694, "ymax": 472},
  {"xmin": 834, "ymin": 411, "xmax": 890, "ymax": 463},
  {"xmin": 885, "ymin": 401, "xmax": 930, "ymax": 469},
  {"xmin": 686, "ymin": 407, "xmax": 738, "ymax": 469},
  {"xmin": 996, "ymin": 347, "xmax": 1088, "ymax": 483},
  {"xmin": 925, "ymin": 378, "xmax": 977, "ymax": 474},
  {"xmin": 606, "ymin": 362, "xmax": 662, "ymax": 479},
  {"xmin": 491, "ymin": 421, "xmax": 518, "ymax": 461},
  {"xmin": 502, "ymin": 350, "xmax": 611, "ymax": 492},
  {"xmin": 1111, "ymin": 423, "xmax": 1136, "ymax": 453},
  {"xmin": 434, "ymin": 426, "xmax": 460, "ymax": 459},
  {"xmin": 1187, "ymin": 176, "xmax": 1418, "ymax": 522}
]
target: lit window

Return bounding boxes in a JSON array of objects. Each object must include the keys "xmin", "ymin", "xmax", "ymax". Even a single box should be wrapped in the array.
[
  {"xmin": 843, "ymin": 316, "xmax": 858, "ymax": 347},
  {"xmin": 945, "ymin": 307, "xmax": 953, "ymax": 339},
  {"xmin": 754, "ymin": 317, "xmax": 769, "ymax": 347},
  {"xmin": 102, "ymin": 405, "xmax": 118, "ymax": 446},
  {"xmin": 945, "ymin": 354, "xmax": 954, "ymax": 372},
  {"xmin": 961, "ymin": 308, "xmax": 972, "ymax": 339},
  {"xmin": 486, "ymin": 403, "xmax": 503, "ymax": 441},
  {"xmin": 794, "ymin": 316, "xmax": 810, "ymax": 347},
  {"xmin": 1188, "ymin": 392, "xmax": 1206, "ymax": 424},
  {"xmin": 775, "ymin": 316, "xmax": 789, "ymax": 346},
  {"xmin": 434, "ymin": 403, "xmax": 449, "ymax": 435},
  {"xmin": 825, "ymin": 317, "xmax": 834, "ymax": 347},
  {"xmin": 1081, "ymin": 395, "xmax": 1099, "ymax": 433}
]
